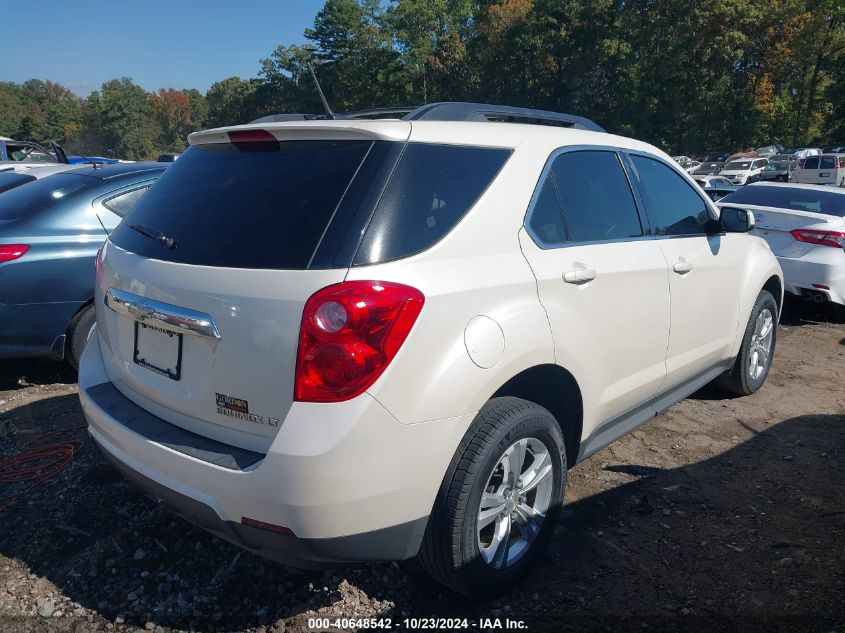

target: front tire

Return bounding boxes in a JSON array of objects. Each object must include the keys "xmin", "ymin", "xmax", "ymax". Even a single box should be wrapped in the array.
[
  {"xmin": 418, "ymin": 397, "xmax": 566, "ymax": 599},
  {"xmin": 716, "ymin": 290, "xmax": 778, "ymax": 395}
]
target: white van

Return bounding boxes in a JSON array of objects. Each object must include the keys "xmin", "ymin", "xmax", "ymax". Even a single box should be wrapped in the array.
[{"xmin": 796, "ymin": 154, "xmax": 845, "ymax": 187}]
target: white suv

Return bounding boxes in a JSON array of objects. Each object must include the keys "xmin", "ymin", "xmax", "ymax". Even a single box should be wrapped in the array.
[
  {"xmin": 720, "ymin": 157, "xmax": 770, "ymax": 185},
  {"xmin": 79, "ymin": 103, "xmax": 783, "ymax": 599}
]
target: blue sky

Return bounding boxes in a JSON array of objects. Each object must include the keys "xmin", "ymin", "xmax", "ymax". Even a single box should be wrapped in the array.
[{"xmin": 0, "ymin": 0, "xmax": 325, "ymax": 95}]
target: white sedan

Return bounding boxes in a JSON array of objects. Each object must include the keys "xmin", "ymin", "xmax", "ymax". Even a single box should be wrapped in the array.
[{"xmin": 718, "ymin": 183, "xmax": 845, "ymax": 305}]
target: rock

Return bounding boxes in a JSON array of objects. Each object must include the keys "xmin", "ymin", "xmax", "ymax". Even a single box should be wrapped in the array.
[
  {"xmin": 37, "ymin": 597, "xmax": 56, "ymax": 618},
  {"xmin": 114, "ymin": 615, "xmax": 125, "ymax": 625},
  {"xmin": 133, "ymin": 548, "xmax": 146, "ymax": 561},
  {"xmin": 145, "ymin": 622, "xmax": 156, "ymax": 630},
  {"xmin": 783, "ymin": 455, "xmax": 794, "ymax": 462}
]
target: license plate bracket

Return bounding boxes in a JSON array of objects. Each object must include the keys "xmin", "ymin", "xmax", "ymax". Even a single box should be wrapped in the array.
[{"xmin": 133, "ymin": 321, "xmax": 183, "ymax": 381}]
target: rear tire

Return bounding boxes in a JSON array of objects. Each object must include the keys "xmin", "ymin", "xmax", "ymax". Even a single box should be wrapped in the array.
[
  {"xmin": 418, "ymin": 397, "xmax": 566, "ymax": 599},
  {"xmin": 716, "ymin": 290, "xmax": 778, "ymax": 395},
  {"xmin": 66, "ymin": 304, "xmax": 95, "ymax": 371}
]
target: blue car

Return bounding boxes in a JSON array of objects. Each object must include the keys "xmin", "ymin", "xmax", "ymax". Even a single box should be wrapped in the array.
[{"xmin": 0, "ymin": 163, "xmax": 167, "ymax": 368}]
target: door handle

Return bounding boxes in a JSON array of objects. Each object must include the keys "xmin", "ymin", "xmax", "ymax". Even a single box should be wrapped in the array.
[
  {"xmin": 563, "ymin": 267, "xmax": 598, "ymax": 284},
  {"xmin": 673, "ymin": 259, "xmax": 693, "ymax": 274}
]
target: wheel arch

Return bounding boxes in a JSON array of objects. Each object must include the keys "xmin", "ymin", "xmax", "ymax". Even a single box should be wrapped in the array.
[
  {"xmin": 762, "ymin": 274, "xmax": 783, "ymax": 316},
  {"xmin": 491, "ymin": 363, "xmax": 583, "ymax": 468}
]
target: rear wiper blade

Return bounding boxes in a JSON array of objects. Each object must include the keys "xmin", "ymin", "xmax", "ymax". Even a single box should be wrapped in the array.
[{"xmin": 128, "ymin": 223, "xmax": 175, "ymax": 249}]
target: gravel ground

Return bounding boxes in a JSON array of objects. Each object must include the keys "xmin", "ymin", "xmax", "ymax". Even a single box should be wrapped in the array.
[{"xmin": 0, "ymin": 299, "xmax": 843, "ymax": 633}]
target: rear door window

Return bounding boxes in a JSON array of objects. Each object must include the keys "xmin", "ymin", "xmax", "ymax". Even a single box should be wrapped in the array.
[
  {"xmin": 630, "ymin": 155, "xmax": 712, "ymax": 235},
  {"xmin": 819, "ymin": 157, "xmax": 836, "ymax": 170},
  {"xmin": 803, "ymin": 157, "xmax": 820, "ymax": 169},
  {"xmin": 548, "ymin": 150, "xmax": 643, "ymax": 243},
  {"xmin": 110, "ymin": 140, "xmax": 373, "ymax": 269}
]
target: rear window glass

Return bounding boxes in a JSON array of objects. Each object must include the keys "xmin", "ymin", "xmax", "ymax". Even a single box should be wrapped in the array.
[
  {"xmin": 803, "ymin": 157, "xmax": 820, "ymax": 169},
  {"xmin": 0, "ymin": 172, "xmax": 36, "ymax": 194},
  {"xmin": 353, "ymin": 143, "xmax": 511, "ymax": 265},
  {"xmin": 0, "ymin": 173, "xmax": 95, "ymax": 221},
  {"xmin": 819, "ymin": 157, "xmax": 836, "ymax": 170},
  {"xmin": 721, "ymin": 185, "xmax": 845, "ymax": 216},
  {"xmin": 110, "ymin": 140, "xmax": 372, "ymax": 269}
]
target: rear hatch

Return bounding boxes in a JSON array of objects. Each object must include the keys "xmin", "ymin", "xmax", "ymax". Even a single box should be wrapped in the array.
[
  {"xmin": 718, "ymin": 185, "xmax": 845, "ymax": 258},
  {"xmin": 95, "ymin": 122, "xmax": 410, "ymax": 453}
]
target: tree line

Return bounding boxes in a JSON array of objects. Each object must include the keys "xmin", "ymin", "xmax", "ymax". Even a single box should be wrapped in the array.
[{"xmin": 2, "ymin": 0, "xmax": 843, "ymax": 160}]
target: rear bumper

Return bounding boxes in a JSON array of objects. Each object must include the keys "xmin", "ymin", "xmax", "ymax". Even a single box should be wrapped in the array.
[
  {"xmin": 79, "ymin": 329, "xmax": 473, "ymax": 566},
  {"xmin": 0, "ymin": 300, "xmax": 81, "ymax": 360},
  {"xmin": 91, "ymin": 432, "xmax": 426, "ymax": 568},
  {"xmin": 777, "ymin": 252, "xmax": 845, "ymax": 305}
]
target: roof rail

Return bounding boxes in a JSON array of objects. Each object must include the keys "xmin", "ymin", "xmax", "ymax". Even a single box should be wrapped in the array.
[
  {"xmin": 403, "ymin": 102, "xmax": 605, "ymax": 132},
  {"xmin": 250, "ymin": 102, "xmax": 604, "ymax": 132}
]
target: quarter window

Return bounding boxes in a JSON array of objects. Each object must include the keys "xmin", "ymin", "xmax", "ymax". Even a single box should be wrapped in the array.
[
  {"xmin": 103, "ymin": 187, "xmax": 149, "ymax": 217},
  {"xmin": 630, "ymin": 155, "xmax": 712, "ymax": 236}
]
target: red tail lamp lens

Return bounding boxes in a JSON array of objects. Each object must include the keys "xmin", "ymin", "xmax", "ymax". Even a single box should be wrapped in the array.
[
  {"xmin": 791, "ymin": 229, "xmax": 845, "ymax": 249},
  {"xmin": 0, "ymin": 244, "xmax": 29, "ymax": 264},
  {"xmin": 294, "ymin": 281, "xmax": 425, "ymax": 402}
]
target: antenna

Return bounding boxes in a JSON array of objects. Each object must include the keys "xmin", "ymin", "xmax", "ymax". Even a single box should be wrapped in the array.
[{"xmin": 307, "ymin": 63, "xmax": 334, "ymax": 120}]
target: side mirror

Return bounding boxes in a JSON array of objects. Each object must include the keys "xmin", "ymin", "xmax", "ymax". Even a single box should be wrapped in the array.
[{"xmin": 720, "ymin": 206, "xmax": 754, "ymax": 233}]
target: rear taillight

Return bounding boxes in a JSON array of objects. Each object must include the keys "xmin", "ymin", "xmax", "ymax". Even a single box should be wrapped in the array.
[
  {"xmin": 294, "ymin": 281, "xmax": 425, "ymax": 402},
  {"xmin": 0, "ymin": 244, "xmax": 29, "ymax": 264},
  {"xmin": 791, "ymin": 229, "xmax": 845, "ymax": 249}
]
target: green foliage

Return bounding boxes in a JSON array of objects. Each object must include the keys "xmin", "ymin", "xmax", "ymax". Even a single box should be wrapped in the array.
[{"xmin": 4, "ymin": 0, "xmax": 843, "ymax": 158}]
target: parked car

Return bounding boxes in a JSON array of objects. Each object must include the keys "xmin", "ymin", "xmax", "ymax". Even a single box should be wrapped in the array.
[
  {"xmin": 0, "ymin": 137, "xmax": 68, "ymax": 166},
  {"xmin": 684, "ymin": 160, "xmax": 702, "ymax": 173},
  {"xmin": 720, "ymin": 157, "xmax": 770, "ymax": 185},
  {"xmin": 672, "ymin": 155, "xmax": 696, "ymax": 169},
  {"xmin": 702, "ymin": 152, "xmax": 731, "ymax": 163},
  {"xmin": 156, "ymin": 153, "xmax": 181, "ymax": 162},
  {"xmin": 719, "ymin": 183, "xmax": 844, "ymax": 305},
  {"xmin": 795, "ymin": 154, "xmax": 845, "ymax": 187},
  {"xmin": 690, "ymin": 161, "xmax": 724, "ymax": 177},
  {"xmin": 702, "ymin": 185, "xmax": 739, "ymax": 202},
  {"xmin": 693, "ymin": 175, "xmax": 733, "ymax": 188},
  {"xmin": 0, "ymin": 163, "xmax": 78, "ymax": 189},
  {"xmin": 78, "ymin": 102, "xmax": 783, "ymax": 599},
  {"xmin": 754, "ymin": 158, "xmax": 793, "ymax": 183},
  {"xmin": 755, "ymin": 145, "xmax": 784, "ymax": 156},
  {"xmin": 0, "ymin": 163, "xmax": 167, "ymax": 368},
  {"xmin": 67, "ymin": 155, "xmax": 121, "ymax": 165},
  {"xmin": 792, "ymin": 147, "xmax": 822, "ymax": 159}
]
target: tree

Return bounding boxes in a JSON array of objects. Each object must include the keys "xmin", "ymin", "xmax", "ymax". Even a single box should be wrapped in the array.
[
  {"xmin": 84, "ymin": 78, "xmax": 157, "ymax": 160},
  {"xmin": 206, "ymin": 76, "xmax": 259, "ymax": 128}
]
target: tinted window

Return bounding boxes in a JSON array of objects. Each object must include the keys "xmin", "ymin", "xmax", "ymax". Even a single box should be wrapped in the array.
[
  {"xmin": 549, "ymin": 151, "xmax": 642, "ymax": 242},
  {"xmin": 631, "ymin": 156, "xmax": 712, "ymax": 235},
  {"xmin": 353, "ymin": 143, "xmax": 511, "ymax": 265},
  {"xmin": 0, "ymin": 172, "xmax": 36, "ymax": 194},
  {"xmin": 527, "ymin": 175, "xmax": 567, "ymax": 244},
  {"xmin": 110, "ymin": 140, "xmax": 372, "ymax": 269},
  {"xmin": 820, "ymin": 157, "xmax": 836, "ymax": 170},
  {"xmin": 0, "ymin": 173, "xmax": 95, "ymax": 221},
  {"xmin": 720, "ymin": 185, "xmax": 845, "ymax": 217},
  {"xmin": 103, "ymin": 186, "xmax": 149, "ymax": 217},
  {"xmin": 803, "ymin": 157, "xmax": 820, "ymax": 169},
  {"xmin": 725, "ymin": 161, "xmax": 752, "ymax": 170}
]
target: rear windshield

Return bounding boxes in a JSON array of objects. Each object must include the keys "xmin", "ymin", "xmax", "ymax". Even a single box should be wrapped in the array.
[
  {"xmin": 721, "ymin": 185, "xmax": 845, "ymax": 216},
  {"xmin": 110, "ymin": 139, "xmax": 511, "ymax": 270},
  {"xmin": 110, "ymin": 140, "xmax": 372, "ymax": 269},
  {"xmin": 0, "ymin": 172, "xmax": 36, "ymax": 194},
  {"xmin": 0, "ymin": 173, "xmax": 95, "ymax": 221}
]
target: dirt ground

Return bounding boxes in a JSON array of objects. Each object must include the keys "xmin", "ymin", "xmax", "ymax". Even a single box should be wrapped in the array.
[{"xmin": 0, "ymin": 299, "xmax": 842, "ymax": 633}]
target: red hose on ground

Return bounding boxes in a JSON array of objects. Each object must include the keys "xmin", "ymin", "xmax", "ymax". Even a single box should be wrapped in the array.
[{"xmin": 0, "ymin": 425, "xmax": 86, "ymax": 511}]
